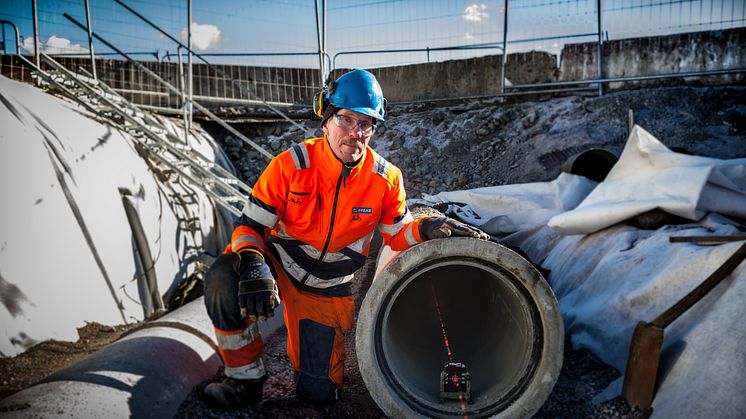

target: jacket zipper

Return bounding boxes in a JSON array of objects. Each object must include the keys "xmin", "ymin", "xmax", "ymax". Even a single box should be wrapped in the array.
[{"xmin": 302, "ymin": 166, "xmax": 349, "ymax": 283}]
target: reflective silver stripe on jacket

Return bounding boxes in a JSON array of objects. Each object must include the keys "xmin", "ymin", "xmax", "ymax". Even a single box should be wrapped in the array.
[
  {"xmin": 215, "ymin": 323, "xmax": 260, "ymax": 351},
  {"xmin": 378, "ymin": 210, "xmax": 414, "ymax": 237},
  {"xmin": 242, "ymin": 198, "xmax": 278, "ymax": 228},
  {"xmin": 232, "ymin": 234, "xmax": 263, "ymax": 251},
  {"xmin": 372, "ymin": 154, "xmax": 390, "ymax": 179},
  {"xmin": 346, "ymin": 230, "xmax": 374, "ymax": 254},
  {"xmin": 271, "ymin": 243, "xmax": 355, "ymax": 289},
  {"xmin": 225, "ymin": 358, "xmax": 266, "ymax": 380},
  {"xmin": 290, "ymin": 142, "xmax": 311, "ymax": 170},
  {"xmin": 403, "ymin": 222, "xmax": 419, "ymax": 246},
  {"xmin": 274, "ymin": 225, "xmax": 370, "ymax": 263}
]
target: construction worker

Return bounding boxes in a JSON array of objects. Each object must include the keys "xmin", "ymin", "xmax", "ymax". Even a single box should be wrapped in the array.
[{"xmin": 202, "ymin": 69, "xmax": 489, "ymax": 410}]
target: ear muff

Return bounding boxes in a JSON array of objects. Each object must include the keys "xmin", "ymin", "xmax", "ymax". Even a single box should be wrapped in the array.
[
  {"xmin": 313, "ymin": 90, "xmax": 326, "ymax": 118},
  {"xmin": 312, "ymin": 81, "xmax": 338, "ymax": 119}
]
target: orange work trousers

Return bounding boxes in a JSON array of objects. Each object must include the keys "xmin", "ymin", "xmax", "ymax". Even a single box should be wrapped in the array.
[{"xmin": 267, "ymin": 253, "xmax": 355, "ymax": 401}]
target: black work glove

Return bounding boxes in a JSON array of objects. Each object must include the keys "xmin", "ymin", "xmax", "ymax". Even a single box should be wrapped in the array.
[
  {"xmin": 234, "ymin": 251, "xmax": 280, "ymax": 322},
  {"xmin": 419, "ymin": 216, "xmax": 491, "ymax": 241}
]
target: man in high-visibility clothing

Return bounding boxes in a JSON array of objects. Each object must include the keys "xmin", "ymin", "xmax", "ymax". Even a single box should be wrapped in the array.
[{"xmin": 202, "ymin": 69, "xmax": 489, "ymax": 409}]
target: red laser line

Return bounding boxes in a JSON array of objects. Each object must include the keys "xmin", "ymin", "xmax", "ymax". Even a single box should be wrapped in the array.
[
  {"xmin": 432, "ymin": 282, "xmax": 469, "ymax": 418},
  {"xmin": 431, "ymin": 282, "xmax": 452, "ymax": 361}
]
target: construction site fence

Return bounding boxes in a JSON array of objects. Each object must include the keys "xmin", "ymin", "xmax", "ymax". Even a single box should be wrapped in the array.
[
  {"xmin": 1, "ymin": 0, "xmax": 744, "ymax": 110},
  {"xmin": 3, "ymin": 26, "xmax": 744, "ymax": 110}
]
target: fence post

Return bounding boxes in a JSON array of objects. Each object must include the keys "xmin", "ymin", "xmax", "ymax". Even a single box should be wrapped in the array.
[
  {"xmin": 187, "ymin": 0, "xmax": 193, "ymax": 133},
  {"xmin": 500, "ymin": 0, "xmax": 509, "ymax": 102},
  {"xmin": 32, "ymin": 0, "xmax": 40, "ymax": 68},
  {"xmin": 85, "ymin": 0, "xmax": 97, "ymax": 80},
  {"xmin": 315, "ymin": 0, "xmax": 327, "ymax": 84},
  {"xmin": 597, "ymin": 0, "xmax": 603, "ymax": 97}
]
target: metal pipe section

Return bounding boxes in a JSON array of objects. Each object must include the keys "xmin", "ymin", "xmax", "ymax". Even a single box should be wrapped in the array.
[
  {"xmin": 0, "ymin": 298, "xmax": 285, "ymax": 417},
  {"xmin": 357, "ymin": 238, "xmax": 563, "ymax": 418}
]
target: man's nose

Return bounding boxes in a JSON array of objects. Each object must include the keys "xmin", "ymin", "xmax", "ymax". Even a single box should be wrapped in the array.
[{"xmin": 349, "ymin": 125, "xmax": 365, "ymax": 137}]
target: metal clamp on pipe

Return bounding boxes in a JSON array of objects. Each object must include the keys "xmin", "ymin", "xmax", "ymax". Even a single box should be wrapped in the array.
[{"xmin": 357, "ymin": 238, "xmax": 564, "ymax": 418}]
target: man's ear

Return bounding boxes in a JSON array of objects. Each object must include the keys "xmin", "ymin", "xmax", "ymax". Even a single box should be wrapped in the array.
[{"xmin": 322, "ymin": 124, "xmax": 329, "ymax": 137}]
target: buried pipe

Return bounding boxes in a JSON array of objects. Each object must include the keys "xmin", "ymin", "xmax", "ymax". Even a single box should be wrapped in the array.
[
  {"xmin": 357, "ymin": 238, "xmax": 563, "ymax": 418},
  {"xmin": 0, "ymin": 298, "xmax": 284, "ymax": 418}
]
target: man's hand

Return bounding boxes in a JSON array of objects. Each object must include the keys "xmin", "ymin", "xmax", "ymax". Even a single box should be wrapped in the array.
[
  {"xmin": 234, "ymin": 251, "xmax": 279, "ymax": 321},
  {"xmin": 419, "ymin": 216, "xmax": 490, "ymax": 241}
]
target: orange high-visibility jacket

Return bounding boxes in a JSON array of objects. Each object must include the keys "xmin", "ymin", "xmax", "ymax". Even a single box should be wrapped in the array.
[{"xmin": 229, "ymin": 136, "xmax": 426, "ymax": 296}]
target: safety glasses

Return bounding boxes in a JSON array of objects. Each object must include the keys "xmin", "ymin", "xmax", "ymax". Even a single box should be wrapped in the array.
[{"xmin": 333, "ymin": 113, "xmax": 375, "ymax": 135}]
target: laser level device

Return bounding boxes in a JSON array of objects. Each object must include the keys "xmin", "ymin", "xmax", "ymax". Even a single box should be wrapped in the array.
[{"xmin": 439, "ymin": 360, "xmax": 471, "ymax": 402}]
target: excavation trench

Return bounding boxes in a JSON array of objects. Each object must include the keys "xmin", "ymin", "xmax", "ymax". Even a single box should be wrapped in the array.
[{"xmin": 357, "ymin": 238, "xmax": 564, "ymax": 418}]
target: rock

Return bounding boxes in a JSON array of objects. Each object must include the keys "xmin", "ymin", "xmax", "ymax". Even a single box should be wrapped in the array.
[
  {"xmin": 476, "ymin": 127, "xmax": 490, "ymax": 137},
  {"xmin": 522, "ymin": 110, "xmax": 539, "ymax": 129}
]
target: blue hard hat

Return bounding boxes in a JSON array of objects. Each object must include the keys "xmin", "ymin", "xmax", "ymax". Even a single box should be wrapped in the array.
[{"xmin": 327, "ymin": 69, "xmax": 385, "ymax": 121}]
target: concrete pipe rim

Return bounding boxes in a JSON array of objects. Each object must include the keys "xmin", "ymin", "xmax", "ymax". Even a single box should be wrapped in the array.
[{"xmin": 356, "ymin": 238, "xmax": 564, "ymax": 419}]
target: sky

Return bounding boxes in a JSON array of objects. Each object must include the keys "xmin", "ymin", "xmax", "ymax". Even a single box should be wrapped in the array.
[{"xmin": 0, "ymin": 0, "xmax": 744, "ymax": 70}]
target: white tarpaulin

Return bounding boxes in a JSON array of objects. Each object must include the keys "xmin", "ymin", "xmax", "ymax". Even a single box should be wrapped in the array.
[
  {"xmin": 410, "ymin": 172, "xmax": 597, "ymax": 235},
  {"xmin": 548, "ymin": 125, "xmax": 746, "ymax": 234},
  {"xmin": 0, "ymin": 75, "xmax": 226, "ymax": 356},
  {"xmin": 504, "ymin": 218, "xmax": 746, "ymax": 419},
  {"xmin": 412, "ymin": 126, "xmax": 746, "ymax": 418}
]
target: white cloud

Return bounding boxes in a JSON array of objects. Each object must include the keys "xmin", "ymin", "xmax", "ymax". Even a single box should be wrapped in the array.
[
  {"xmin": 180, "ymin": 22, "xmax": 221, "ymax": 51},
  {"xmin": 465, "ymin": 33, "xmax": 475, "ymax": 40},
  {"xmin": 22, "ymin": 35, "xmax": 89, "ymax": 55},
  {"xmin": 463, "ymin": 4, "xmax": 488, "ymax": 22}
]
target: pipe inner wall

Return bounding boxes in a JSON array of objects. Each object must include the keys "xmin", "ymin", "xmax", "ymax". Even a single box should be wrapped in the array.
[{"xmin": 357, "ymin": 238, "xmax": 563, "ymax": 418}]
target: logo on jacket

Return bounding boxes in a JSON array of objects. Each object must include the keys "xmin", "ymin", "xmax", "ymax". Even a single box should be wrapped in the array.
[{"xmin": 352, "ymin": 207, "xmax": 373, "ymax": 214}]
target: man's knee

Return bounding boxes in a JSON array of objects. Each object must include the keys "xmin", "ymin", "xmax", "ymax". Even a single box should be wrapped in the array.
[
  {"xmin": 203, "ymin": 253, "xmax": 244, "ymax": 330},
  {"xmin": 295, "ymin": 318, "xmax": 340, "ymax": 404},
  {"xmin": 296, "ymin": 371, "xmax": 339, "ymax": 405}
]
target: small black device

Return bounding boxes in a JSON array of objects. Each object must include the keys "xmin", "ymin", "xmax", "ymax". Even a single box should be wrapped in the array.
[{"xmin": 439, "ymin": 360, "xmax": 471, "ymax": 402}]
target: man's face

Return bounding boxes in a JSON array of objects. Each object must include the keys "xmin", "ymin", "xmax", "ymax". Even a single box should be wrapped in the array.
[{"xmin": 323, "ymin": 109, "xmax": 375, "ymax": 163}]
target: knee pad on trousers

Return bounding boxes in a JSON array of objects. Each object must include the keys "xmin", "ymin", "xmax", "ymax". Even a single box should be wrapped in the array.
[
  {"xmin": 203, "ymin": 253, "xmax": 246, "ymax": 331},
  {"xmin": 295, "ymin": 319, "xmax": 339, "ymax": 404}
]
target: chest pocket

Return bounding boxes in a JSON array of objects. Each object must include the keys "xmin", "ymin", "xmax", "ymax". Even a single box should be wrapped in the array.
[{"xmin": 284, "ymin": 174, "xmax": 321, "ymax": 234}]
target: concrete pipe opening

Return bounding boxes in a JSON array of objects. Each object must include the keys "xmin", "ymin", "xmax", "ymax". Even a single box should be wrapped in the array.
[{"xmin": 357, "ymin": 238, "xmax": 563, "ymax": 418}]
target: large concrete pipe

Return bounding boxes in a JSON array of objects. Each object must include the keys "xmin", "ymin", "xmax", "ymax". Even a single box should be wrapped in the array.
[
  {"xmin": 357, "ymin": 238, "xmax": 563, "ymax": 418},
  {"xmin": 0, "ymin": 298, "xmax": 283, "ymax": 418}
]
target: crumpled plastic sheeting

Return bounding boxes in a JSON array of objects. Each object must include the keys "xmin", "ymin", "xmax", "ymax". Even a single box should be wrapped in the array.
[
  {"xmin": 409, "ymin": 172, "xmax": 597, "ymax": 234},
  {"xmin": 503, "ymin": 217, "xmax": 746, "ymax": 419},
  {"xmin": 548, "ymin": 125, "xmax": 746, "ymax": 235}
]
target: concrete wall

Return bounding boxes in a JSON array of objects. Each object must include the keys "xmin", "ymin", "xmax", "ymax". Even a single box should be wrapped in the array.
[
  {"xmin": 333, "ymin": 51, "xmax": 556, "ymax": 102},
  {"xmin": 560, "ymin": 27, "xmax": 746, "ymax": 87}
]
